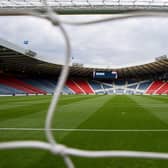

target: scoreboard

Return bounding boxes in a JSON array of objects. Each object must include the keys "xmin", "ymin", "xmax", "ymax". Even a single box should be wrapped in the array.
[{"xmin": 93, "ymin": 71, "xmax": 118, "ymax": 79}]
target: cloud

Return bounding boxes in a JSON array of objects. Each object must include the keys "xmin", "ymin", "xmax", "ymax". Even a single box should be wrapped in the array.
[{"xmin": 0, "ymin": 15, "xmax": 168, "ymax": 68}]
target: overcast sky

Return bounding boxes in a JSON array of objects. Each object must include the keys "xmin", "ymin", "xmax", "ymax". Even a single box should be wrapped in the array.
[{"xmin": 0, "ymin": 15, "xmax": 168, "ymax": 68}]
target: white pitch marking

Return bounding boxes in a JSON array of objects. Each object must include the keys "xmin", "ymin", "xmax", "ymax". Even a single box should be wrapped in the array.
[{"xmin": 0, "ymin": 128, "xmax": 168, "ymax": 132}]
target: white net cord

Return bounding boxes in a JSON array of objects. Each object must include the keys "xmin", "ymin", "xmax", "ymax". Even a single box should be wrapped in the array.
[{"xmin": 0, "ymin": 1, "xmax": 168, "ymax": 168}]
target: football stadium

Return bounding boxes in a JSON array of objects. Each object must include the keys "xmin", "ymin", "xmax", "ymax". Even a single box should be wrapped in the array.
[{"xmin": 0, "ymin": 1, "xmax": 168, "ymax": 168}]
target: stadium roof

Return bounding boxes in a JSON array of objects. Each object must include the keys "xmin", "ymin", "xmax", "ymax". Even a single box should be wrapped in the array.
[
  {"xmin": 1, "ymin": 0, "xmax": 168, "ymax": 15},
  {"xmin": 0, "ymin": 37, "xmax": 167, "ymax": 79}
]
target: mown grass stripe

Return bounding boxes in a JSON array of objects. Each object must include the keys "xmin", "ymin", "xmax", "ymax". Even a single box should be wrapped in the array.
[
  {"xmin": 130, "ymin": 95, "xmax": 168, "ymax": 126},
  {"xmin": 74, "ymin": 95, "xmax": 167, "ymax": 130}
]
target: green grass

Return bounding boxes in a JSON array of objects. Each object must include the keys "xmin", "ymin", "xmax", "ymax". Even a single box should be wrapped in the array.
[{"xmin": 0, "ymin": 95, "xmax": 168, "ymax": 168}]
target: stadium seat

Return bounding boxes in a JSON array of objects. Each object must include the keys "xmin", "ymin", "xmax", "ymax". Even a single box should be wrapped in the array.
[
  {"xmin": 88, "ymin": 81, "xmax": 102, "ymax": 91},
  {"xmin": 74, "ymin": 79, "xmax": 94, "ymax": 94},
  {"xmin": 138, "ymin": 81, "xmax": 152, "ymax": 90},
  {"xmin": 66, "ymin": 80, "xmax": 84, "ymax": 94},
  {"xmin": 156, "ymin": 82, "xmax": 168, "ymax": 94},
  {"xmin": 146, "ymin": 81, "xmax": 164, "ymax": 94},
  {"xmin": 0, "ymin": 76, "xmax": 46, "ymax": 94},
  {"xmin": 0, "ymin": 83, "xmax": 25, "ymax": 95}
]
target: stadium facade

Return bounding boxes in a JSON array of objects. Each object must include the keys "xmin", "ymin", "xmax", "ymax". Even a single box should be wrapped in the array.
[{"xmin": 0, "ymin": 38, "xmax": 167, "ymax": 96}]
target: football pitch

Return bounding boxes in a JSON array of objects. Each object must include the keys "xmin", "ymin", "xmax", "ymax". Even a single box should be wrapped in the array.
[{"xmin": 0, "ymin": 95, "xmax": 168, "ymax": 168}]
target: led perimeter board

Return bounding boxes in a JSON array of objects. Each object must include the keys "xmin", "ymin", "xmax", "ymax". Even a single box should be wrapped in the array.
[{"xmin": 93, "ymin": 71, "xmax": 118, "ymax": 79}]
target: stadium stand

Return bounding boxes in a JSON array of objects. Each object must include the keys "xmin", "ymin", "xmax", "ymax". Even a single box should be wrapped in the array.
[
  {"xmin": 127, "ymin": 84, "xmax": 137, "ymax": 89},
  {"xmin": 0, "ymin": 37, "xmax": 167, "ymax": 96},
  {"xmin": 0, "ymin": 75, "xmax": 167, "ymax": 95},
  {"xmin": 155, "ymin": 82, "xmax": 168, "ymax": 94},
  {"xmin": 74, "ymin": 79, "xmax": 94, "ymax": 94},
  {"xmin": 102, "ymin": 83, "xmax": 113, "ymax": 89},
  {"xmin": 0, "ymin": 76, "xmax": 47, "ymax": 94},
  {"xmin": 0, "ymin": 83, "xmax": 25, "ymax": 95},
  {"xmin": 115, "ymin": 89, "xmax": 125, "ymax": 94},
  {"xmin": 125, "ymin": 90, "xmax": 134, "ymax": 95},
  {"xmin": 23, "ymin": 78, "xmax": 53, "ymax": 93},
  {"xmin": 138, "ymin": 81, "xmax": 152, "ymax": 90},
  {"xmin": 0, "ymin": 78, "xmax": 35, "ymax": 94},
  {"xmin": 88, "ymin": 81, "xmax": 102, "ymax": 91},
  {"xmin": 63, "ymin": 86, "xmax": 74, "ymax": 94},
  {"xmin": 8, "ymin": 77, "xmax": 46, "ymax": 94},
  {"xmin": 115, "ymin": 80, "xmax": 126, "ymax": 86},
  {"xmin": 66, "ymin": 80, "xmax": 84, "ymax": 94},
  {"xmin": 146, "ymin": 81, "xmax": 164, "ymax": 94}
]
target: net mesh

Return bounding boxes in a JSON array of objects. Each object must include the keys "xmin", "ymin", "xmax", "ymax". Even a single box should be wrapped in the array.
[
  {"xmin": 0, "ymin": 1, "xmax": 168, "ymax": 168},
  {"xmin": 1, "ymin": 0, "xmax": 168, "ymax": 7}
]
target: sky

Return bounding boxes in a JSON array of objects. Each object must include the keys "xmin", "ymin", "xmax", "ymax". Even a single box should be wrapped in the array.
[{"xmin": 0, "ymin": 15, "xmax": 168, "ymax": 68}]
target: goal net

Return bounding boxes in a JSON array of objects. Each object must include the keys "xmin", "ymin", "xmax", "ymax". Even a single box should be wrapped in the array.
[{"xmin": 0, "ymin": 1, "xmax": 168, "ymax": 168}]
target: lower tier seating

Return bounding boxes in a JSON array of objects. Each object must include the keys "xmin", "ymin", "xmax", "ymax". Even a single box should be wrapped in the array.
[{"xmin": 0, "ymin": 75, "xmax": 167, "ymax": 95}]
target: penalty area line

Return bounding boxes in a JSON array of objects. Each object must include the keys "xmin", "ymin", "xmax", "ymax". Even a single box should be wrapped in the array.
[{"xmin": 0, "ymin": 128, "xmax": 168, "ymax": 132}]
